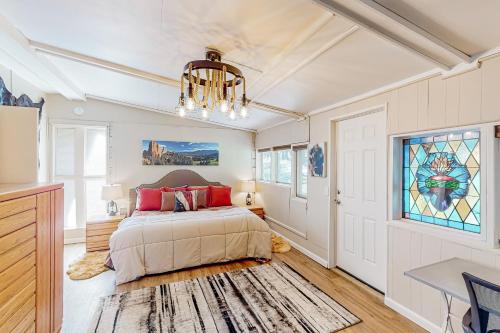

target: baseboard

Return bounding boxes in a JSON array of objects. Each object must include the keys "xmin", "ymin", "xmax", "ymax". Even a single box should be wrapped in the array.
[
  {"xmin": 64, "ymin": 237, "xmax": 85, "ymax": 245},
  {"xmin": 384, "ymin": 297, "xmax": 441, "ymax": 333},
  {"xmin": 272, "ymin": 229, "xmax": 329, "ymax": 267}
]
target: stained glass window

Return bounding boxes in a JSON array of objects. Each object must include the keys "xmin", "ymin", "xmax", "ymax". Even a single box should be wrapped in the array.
[{"xmin": 402, "ymin": 131, "xmax": 480, "ymax": 233}]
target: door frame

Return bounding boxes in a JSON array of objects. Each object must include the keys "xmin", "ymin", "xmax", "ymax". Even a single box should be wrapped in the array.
[{"xmin": 327, "ymin": 103, "xmax": 388, "ymax": 276}]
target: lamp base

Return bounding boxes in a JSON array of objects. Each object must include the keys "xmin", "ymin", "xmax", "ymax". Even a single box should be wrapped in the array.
[
  {"xmin": 246, "ymin": 193, "xmax": 252, "ymax": 206},
  {"xmin": 107, "ymin": 200, "xmax": 118, "ymax": 216}
]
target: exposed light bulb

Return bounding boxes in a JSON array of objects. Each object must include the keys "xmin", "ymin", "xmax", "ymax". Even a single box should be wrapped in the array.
[
  {"xmin": 178, "ymin": 106, "xmax": 186, "ymax": 117},
  {"xmin": 220, "ymin": 100, "xmax": 229, "ymax": 113},
  {"xmin": 186, "ymin": 98, "xmax": 195, "ymax": 111},
  {"xmin": 240, "ymin": 105, "xmax": 248, "ymax": 118},
  {"xmin": 202, "ymin": 108, "xmax": 208, "ymax": 119},
  {"xmin": 229, "ymin": 110, "xmax": 236, "ymax": 120}
]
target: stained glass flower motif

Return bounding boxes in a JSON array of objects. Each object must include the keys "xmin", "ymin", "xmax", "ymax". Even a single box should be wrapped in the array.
[
  {"xmin": 402, "ymin": 131, "xmax": 480, "ymax": 233},
  {"xmin": 416, "ymin": 153, "xmax": 470, "ymax": 211}
]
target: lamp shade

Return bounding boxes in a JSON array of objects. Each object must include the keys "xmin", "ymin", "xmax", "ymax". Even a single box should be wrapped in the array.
[
  {"xmin": 240, "ymin": 180, "xmax": 256, "ymax": 193},
  {"xmin": 101, "ymin": 184, "xmax": 123, "ymax": 201}
]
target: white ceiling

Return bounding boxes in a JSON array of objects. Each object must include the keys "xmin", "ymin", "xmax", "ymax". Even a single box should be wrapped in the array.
[{"xmin": 0, "ymin": 0, "xmax": 499, "ymax": 131}]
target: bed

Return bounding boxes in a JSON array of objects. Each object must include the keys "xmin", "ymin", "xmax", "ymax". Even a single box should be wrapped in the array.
[{"xmin": 109, "ymin": 170, "xmax": 272, "ymax": 284}]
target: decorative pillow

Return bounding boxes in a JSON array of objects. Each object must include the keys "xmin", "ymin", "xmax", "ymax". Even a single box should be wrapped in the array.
[
  {"xmin": 208, "ymin": 185, "xmax": 232, "ymax": 207},
  {"xmin": 162, "ymin": 185, "xmax": 188, "ymax": 192},
  {"xmin": 160, "ymin": 191, "xmax": 176, "ymax": 211},
  {"xmin": 173, "ymin": 190, "xmax": 198, "ymax": 212},
  {"xmin": 187, "ymin": 186, "xmax": 209, "ymax": 208},
  {"xmin": 137, "ymin": 187, "xmax": 162, "ymax": 211}
]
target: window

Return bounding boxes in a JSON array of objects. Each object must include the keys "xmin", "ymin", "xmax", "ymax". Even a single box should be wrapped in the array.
[
  {"xmin": 296, "ymin": 147, "xmax": 308, "ymax": 198},
  {"xmin": 276, "ymin": 149, "xmax": 292, "ymax": 184},
  {"xmin": 53, "ymin": 125, "xmax": 107, "ymax": 230},
  {"xmin": 402, "ymin": 130, "xmax": 480, "ymax": 233},
  {"xmin": 259, "ymin": 150, "xmax": 272, "ymax": 182}
]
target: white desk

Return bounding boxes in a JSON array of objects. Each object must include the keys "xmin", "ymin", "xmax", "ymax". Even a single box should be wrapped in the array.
[{"xmin": 405, "ymin": 258, "xmax": 500, "ymax": 333}]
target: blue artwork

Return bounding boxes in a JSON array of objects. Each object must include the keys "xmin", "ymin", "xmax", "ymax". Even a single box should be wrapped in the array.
[
  {"xmin": 309, "ymin": 143, "xmax": 326, "ymax": 177},
  {"xmin": 142, "ymin": 140, "xmax": 219, "ymax": 166}
]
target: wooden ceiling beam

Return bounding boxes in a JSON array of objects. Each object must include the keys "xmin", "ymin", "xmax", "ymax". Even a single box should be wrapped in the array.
[
  {"xmin": 0, "ymin": 15, "xmax": 84, "ymax": 100},
  {"xmin": 357, "ymin": 0, "xmax": 470, "ymax": 62},
  {"xmin": 311, "ymin": 0, "xmax": 471, "ymax": 69}
]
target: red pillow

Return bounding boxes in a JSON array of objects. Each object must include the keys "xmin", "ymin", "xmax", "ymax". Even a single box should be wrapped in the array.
[
  {"xmin": 208, "ymin": 185, "xmax": 232, "ymax": 207},
  {"xmin": 137, "ymin": 188, "xmax": 163, "ymax": 211}
]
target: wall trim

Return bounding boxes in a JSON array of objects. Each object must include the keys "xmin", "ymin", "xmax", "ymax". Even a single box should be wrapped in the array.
[
  {"xmin": 308, "ymin": 69, "xmax": 441, "ymax": 116},
  {"xmin": 384, "ymin": 297, "xmax": 441, "ymax": 333},
  {"xmin": 266, "ymin": 215, "xmax": 307, "ymax": 238},
  {"xmin": 272, "ymin": 229, "xmax": 329, "ymax": 267}
]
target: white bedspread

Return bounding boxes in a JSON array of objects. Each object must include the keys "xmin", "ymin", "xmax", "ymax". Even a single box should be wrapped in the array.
[{"xmin": 109, "ymin": 207, "xmax": 272, "ymax": 284}]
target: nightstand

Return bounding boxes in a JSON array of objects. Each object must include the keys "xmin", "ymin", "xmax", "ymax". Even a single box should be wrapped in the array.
[
  {"xmin": 86, "ymin": 215, "xmax": 125, "ymax": 252},
  {"xmin": 241, "ymin": 204, "xmax": 265, "ymax": 220}
]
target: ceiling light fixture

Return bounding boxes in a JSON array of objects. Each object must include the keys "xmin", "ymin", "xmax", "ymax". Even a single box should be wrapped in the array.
[{"xmin": 176, "ymin": 48, "xmax": 248, "ymax": 120}]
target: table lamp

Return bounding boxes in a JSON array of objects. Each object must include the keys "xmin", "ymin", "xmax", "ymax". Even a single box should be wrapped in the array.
[
  {"xmin": 240, "ymin": 180, "xmax": 256, "ymax": 206},
  {"xmin": 101, "ymin": 184, "xmax": 122, "ymax": 216}
]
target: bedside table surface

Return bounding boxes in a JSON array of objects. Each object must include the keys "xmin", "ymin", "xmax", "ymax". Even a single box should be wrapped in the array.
[
  {"xmin": 87, "ymin": 214, "xmax": 126, "ymax": 224},
  {"xmin": 238, "ymin": 204, "xmax": 263, "ymax": 209}
]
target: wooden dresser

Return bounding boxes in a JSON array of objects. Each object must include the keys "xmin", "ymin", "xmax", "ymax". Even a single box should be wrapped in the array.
[{"xmin": 0, "ymin": 183, "xmax": 64, "ymax": 333}]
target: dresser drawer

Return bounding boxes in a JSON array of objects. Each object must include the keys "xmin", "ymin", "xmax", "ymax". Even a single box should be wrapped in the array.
[
  {"xmin": 0, "ymin": 209, "xmax": 36, "ymax": 238},
  {"xmin": 0, "ymin": 196, "xmax": 36, "ymax": 220},
  {"xmin": 0, "ymin": 223, "xmax": 36, "ymax": 256}
]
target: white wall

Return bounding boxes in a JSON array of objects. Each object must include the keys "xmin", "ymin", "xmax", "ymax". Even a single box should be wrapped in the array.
[
  {"xmin": 256, "ymin": 55, "xmax": 500, "ymax": 332},
  {"xmin": 45, "ymin": 95, "xmax": 254, "ymax": 208}
]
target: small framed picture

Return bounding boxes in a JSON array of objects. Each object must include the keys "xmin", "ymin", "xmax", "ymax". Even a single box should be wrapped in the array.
[{"xmin": 308, "ymin": 142, "xmax": 326, "ymax": 177}]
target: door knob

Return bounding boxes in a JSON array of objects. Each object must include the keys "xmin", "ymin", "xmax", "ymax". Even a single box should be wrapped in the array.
[{"xmin": 334, "ymin": 199, "xmax": 341, "ymax": 205}]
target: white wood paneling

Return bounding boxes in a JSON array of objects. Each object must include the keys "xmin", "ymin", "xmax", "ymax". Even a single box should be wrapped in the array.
[
  {"xmin": 445, "ymin": 76, "xmax": 460, "ymax": 127},
  {"xmin": 481, "ymin": 56, "xmax": 500, "ymax": 122},
  {"xmin": 417, "ymin": 80, "xmax": 429, "ymax": 129},
  {"xmin": 420, "ymin": 234, "xmax": 442, "ymax": 326},
  {"xmin": 390, "ymin": 226, "xmax": 411, "ymax": 306},
  {"xmin": 409, "ymin": 232, "xmax": 422, "ymax": 314},
  {"xmin": 459, "ymin": 69, "xmax": 482, "ymax": 125},
  {"xmin": 396, "ymin": 83, "xmax": 418, "ymax": 133},
  {"xmin": 427, "ymin": 76, "xmax": 446, "ymax": 129},
  {"xmin": 387, "ymin": 224, "xmax": 500, "ymax": 332}
]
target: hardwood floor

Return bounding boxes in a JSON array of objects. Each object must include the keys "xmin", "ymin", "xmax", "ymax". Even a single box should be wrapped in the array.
[{"xmin": 62, "ymin": 244, "xmax": 426, "ymax": 333}]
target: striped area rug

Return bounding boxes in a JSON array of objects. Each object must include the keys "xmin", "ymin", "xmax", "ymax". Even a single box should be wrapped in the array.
[{"xmin": 88, "ymin": 263, "xmax": 360, "ymax": 332}]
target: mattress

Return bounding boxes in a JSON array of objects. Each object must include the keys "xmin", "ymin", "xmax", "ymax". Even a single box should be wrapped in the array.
[{"xmin": 109, "ymin": 206, "xmax": 272, "ymax": 284}]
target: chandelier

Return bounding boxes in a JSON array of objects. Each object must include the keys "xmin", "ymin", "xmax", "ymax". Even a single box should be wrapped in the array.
[{"xmin": 176, "ymin": 48, "xmax": 248, "ymax": 120}]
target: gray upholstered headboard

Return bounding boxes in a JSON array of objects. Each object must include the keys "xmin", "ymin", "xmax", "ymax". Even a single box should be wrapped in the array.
[{"xmin": 129, "ymin": 169, "xmax": 222, "ymax": 215}]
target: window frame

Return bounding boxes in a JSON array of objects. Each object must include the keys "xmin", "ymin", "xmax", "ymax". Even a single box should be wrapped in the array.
[
  {"xmin": 294, "ymin": 145, "xmax": 308, "ymax": 199},
  {"xmin": 51, "ymin": 123, "xmax": 109, "ymax": 231},
  {"xmin": 257, "ymin": 143, "xmax": 308, "ymax": 200},
  {"xmin": 258, "ymin": 149, "xmax": 273, "ymax": 183},
  {"xmin": 274, "ymin": 146, "xmax": 292, "ymax": 185},
  {"xmin": 389, "ymin": 124, "xmax": 498, "ymax": 248}
]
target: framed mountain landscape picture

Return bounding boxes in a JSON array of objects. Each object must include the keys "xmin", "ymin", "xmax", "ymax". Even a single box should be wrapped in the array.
[{"xmin": 142, "ymin": 140, "xmax": 219, "ymax": 166}]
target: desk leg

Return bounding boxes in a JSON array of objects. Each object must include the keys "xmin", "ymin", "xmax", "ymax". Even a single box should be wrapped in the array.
[{"xmin": 441, "ymin": 292, "xmax": 454, "ymax": 333}]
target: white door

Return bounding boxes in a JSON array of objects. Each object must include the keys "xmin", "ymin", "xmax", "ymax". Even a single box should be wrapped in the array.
[{"xmin": 336, "ymin": 111, "xmax": 387, "ymax": 292}]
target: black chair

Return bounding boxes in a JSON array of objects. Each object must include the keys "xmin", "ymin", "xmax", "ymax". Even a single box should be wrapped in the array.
[{"xmin": 462, "ymin": 272, "xmax": 500, "ymax": 333}]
